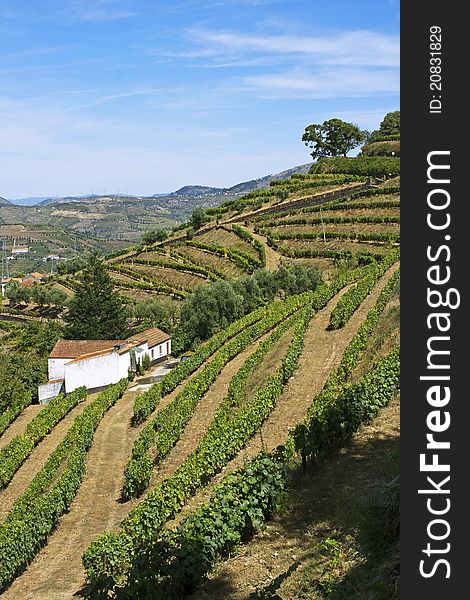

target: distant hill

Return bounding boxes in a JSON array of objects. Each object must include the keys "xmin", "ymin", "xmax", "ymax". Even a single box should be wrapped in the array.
[
  {"xmin": 164, "ymin": 185, "xmax": 224, "ymax": 198},
  {"xmin": 8, "ymin": 163, "xmax": 313, "ymax": 208},
  {"xmin": 227, "ymin": 163, "xmax": 312, "ymax": 194},
  {"xmin": 0, "ymin": 162, "xmax": 314, "ymax": 245},
  {"xmin": 6, "ymin": 196, "xmax": 50, "ymax": 206},
  {"xmin": 158, "ymin": 163, "xmax": 313, "ymax": 199},
  {"xmin": 0, "ymin": 197, "xmax": 12, "ymax": 206}
]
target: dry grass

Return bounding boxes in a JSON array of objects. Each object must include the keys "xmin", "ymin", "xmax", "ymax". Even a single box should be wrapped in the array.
[
  {"xmin": 196, "ymin": 228, "xmax": 258, "ymax": 258},
  {"xmin": 121, "ymin": 262, "xmax": 207, "ymax": 289},
  {"xmin": 178, "ymin": 245, "xmax": 246, "ymax": 277},
  {"xmin": 239, "ymin": 326, "xmax": 294, "ymax": 407},
  {"xmin": 133, "ymin": 251, "xmax": 181, "ymax": 263},
  {"xmin": 118, "ymin": 289, "xmax": 176, "ymax": 302},
  {"xmin": 279, "ymin": 239, "xmax": 393, "ymax": 256},
  {"xmin": 269, "ymin": 223, "xmax": 400, "ymax": 236}
]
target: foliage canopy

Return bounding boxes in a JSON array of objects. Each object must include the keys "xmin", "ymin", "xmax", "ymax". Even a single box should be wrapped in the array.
[{"xmin": 302, "ymin": 118, "xmax": 367, "ymax": 159}]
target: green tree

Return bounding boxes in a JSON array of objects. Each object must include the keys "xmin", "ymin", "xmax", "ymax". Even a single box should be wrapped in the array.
[
  {"xmin": 378, "ymin": 110, "xmax": 400, "ymax": 137},
  {"xmin": 57, "ymin": 256, "xmax": 88, "ymax": 275},
  {"xmin": 368, "ymin": 111, "xmax": 400, "ymax": 142},
  {"xmin": 190, "ymin": 208, "xmax": 207, "ymax": 230},
  {"xmin": 64, "ymin": 256, "xmax": 128, "ymax": 339},
  {"xmin": 15, "ymin": 321, "xmax": 65, "ymax": 357},
  {"xmin": 5, "ymin": 282, "xmax": 30, "ymax": 306},
  {"xmin": 0, "ymin": 352, "xmax": 47, "ymax": 410},
  {"xmin": 142, "ymin": 229, "xmax": 168, "ymax": 245},
  {"xmin": 130, "ymin": 298, "xmax": 177, "ymax": 333},
  {"xmin": 302, "ymin": 118, "xmax": 366, "ymax": 159},
  {"xmin": 178, "ymin": 281, "xmax": 244, "ymax": 345}
]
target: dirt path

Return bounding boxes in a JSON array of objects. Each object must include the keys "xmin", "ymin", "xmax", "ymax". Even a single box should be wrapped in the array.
[
  {"xmin": 0, "ymin": 405, "xmax": 43, "ymax": 450},
  {"xmin": 189, "ymin": 394, "xmax": 400, "ymax": 600},
  {"xmin": 246, "ymin": 226, "xmax": 282, "ymax": 271},
  {"xmin": 0, "ymin": 329, "xmax": 278, "ymax": 599},
  {"xmin": 169, "ymin": 264, "xmax": 399, "ymax": 527},
  {"xmin": 148, "ymin": 328, "xmax": 275, "ymax": 490},
  {"xmin": 0, "ymin": 388, "xmax": 142, "ymax": 600},
  {"xmin": 0, "ymin": 397, "xmax": 94, "ymax": 520}
]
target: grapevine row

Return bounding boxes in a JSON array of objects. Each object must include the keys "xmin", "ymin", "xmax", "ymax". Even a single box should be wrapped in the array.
[
  {"xmin": 131, "ymin": 304, "xmax": 271, "ymax": 425},
  {"xmin": 83, "ymin": 305, "xmax": 313, "ymax": 591},
  {"xmin": 328, "ymin": 252, "xmax": 400, "ymax": 329},
  {"xmin": 83, "ymin": 270, "xmax": 400, "ymax": 596},
  {"xmin": 108, "ymin": 264, "xmax": 188, "ymax": 298},
  {"xmin": 230, "ymin": 224, "xmax": 267, "ymax": 266},
  {"xmin": 255, "ymin": 215, "xmax": 399, "ymax": 228},
  {"xmin": 125, "ymin": 257, "xmax": 218, "ymax": 281},
  {"xmin": 251, "ymin": 186, "xmax": 400, "ymax": 222},
  {"xmin": 123, "ymin": 292, "xmax": 314, "ymax": 499},
  {"xmin": 0, "ymin": 379, "xmax": 128, "ymax": 591},
  {"xmin": 0, "ymin": 393, "xmax": 32, "ymax": 438},
  {"xmin": 264, "ymin": 230, "xmax": 400, "ymax": 244},
  {"xmin": 267, "ymin": 237, "xmax": 385, "ymax": 262},
  {"xmin": 169, "ymin": 248, "xmax": 227, "ymax": 280},
  {"xmin": 186, "ymin": 240, "xmax": 262, "ymax": 272},
  {"xmin": 0, "ymin": 387, "xmax": 86, "ymax": 489}
]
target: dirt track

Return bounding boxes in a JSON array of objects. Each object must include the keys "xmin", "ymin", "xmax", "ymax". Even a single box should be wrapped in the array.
[
  {"xmin": 0, "ymin": 265, "xmax": 398, "ymax": 599},
  {"xmin": 0, "ymin": 405, "xmax": 43, "ymax": 450},
  {"xmin": 169, "ymin": 263, "xmax": 399, "ymax": 527},
  {"xmin": 0, "ymin": 326, "xmax": 281, "ymax": 599}
]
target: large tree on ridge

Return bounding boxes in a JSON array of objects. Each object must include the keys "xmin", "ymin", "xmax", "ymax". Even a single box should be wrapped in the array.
[{"xmin": 302, "ymin": 118, "xmax": 367, "ymax": 159}]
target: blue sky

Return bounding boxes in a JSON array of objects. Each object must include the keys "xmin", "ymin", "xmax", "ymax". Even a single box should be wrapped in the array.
[{"xmin": 0, "ymin": 0, "xmax": 399, "ymax": 198}]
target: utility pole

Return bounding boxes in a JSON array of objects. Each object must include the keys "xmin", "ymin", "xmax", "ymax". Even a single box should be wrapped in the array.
[
  {"xmin": 1, "ymin": 239, "xmax": 10, "ymax": 297},
  {"xmin": 320, "ymin": 205, "xmax": 327, "ymax": 247}
]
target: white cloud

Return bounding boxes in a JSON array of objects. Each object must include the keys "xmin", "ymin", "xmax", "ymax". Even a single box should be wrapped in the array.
[
  {"xmin": 242, "ymin": 67, "xmax": 399, "ymax": 98},
  {"xmin": 184, "ymin": 28, "xmax": 399, "ymax": 67},
  {"xmin": 75, "ymin": 8, "xmax": 136, "ymax": 21}
]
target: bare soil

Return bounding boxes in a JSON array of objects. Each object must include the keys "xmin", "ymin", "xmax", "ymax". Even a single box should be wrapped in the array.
[
  {"xmin": 189, "ymin": 394, "xmax": 400, "ymax": 600},
  {"xmin": 168, "ymin": 264, "xmax": 399, "ymax": 528},
  {"xmin": 0, "ymin": 397, "xmax": 95, "ymax": 520},
  {"xmin": 0, "ymin": 405, "xmax": 43, "ymax": 450}
]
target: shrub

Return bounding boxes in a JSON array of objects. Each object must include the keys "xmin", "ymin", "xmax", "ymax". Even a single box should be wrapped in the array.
[{"xmin": 310, "ymin": 156, "xmax": 400, "ymax": 178}]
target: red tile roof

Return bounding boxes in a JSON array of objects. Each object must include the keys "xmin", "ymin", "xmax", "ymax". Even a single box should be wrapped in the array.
[
  {"xmin": 129, "ymin": 327, "xmax": 171, "ymax": 348},
  {"xmin": 49, "ymin": 339, "xmax": 124, "ymax": 359},
  {"xmin": 49, "ymin": 328, "xmax": 170, "ymax": 360}
]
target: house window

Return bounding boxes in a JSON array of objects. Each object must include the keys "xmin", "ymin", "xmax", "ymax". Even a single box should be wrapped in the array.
[{"xmin": 152, "ymin": 349, "xmax": 155, "ymax": 359}]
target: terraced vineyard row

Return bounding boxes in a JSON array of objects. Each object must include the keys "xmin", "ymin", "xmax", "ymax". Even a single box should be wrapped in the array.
[
  {"xmin": 82, "ymin": 263, "xmax": 400, "ymax": 597},
  {"xmin": 1, "ymin": 168, "xmax": 400, "ymax": 598},
  {"xmin": 104, "ymin": 174, "xmax": 375, "ymax": 300}
]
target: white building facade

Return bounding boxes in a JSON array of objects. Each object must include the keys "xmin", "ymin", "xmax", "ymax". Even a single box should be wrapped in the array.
[{"xmin": 38, "ymin": 327, "xmax": 171, "ymax": 403}]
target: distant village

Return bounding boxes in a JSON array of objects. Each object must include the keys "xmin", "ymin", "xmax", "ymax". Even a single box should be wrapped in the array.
[{"xmin": 0, "ymin": 237, "xmax": 61, "ymax": 297}]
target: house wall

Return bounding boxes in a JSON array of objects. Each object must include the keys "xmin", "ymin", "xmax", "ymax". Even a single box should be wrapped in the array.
[
  {"xmin": 149, "ymin": 339, "xmax": 171, "ymax": 362},
  {"xmin": 48, "ymin": 358, "xmax": 69, "ymax": 380},
  {"xmin": 38, "ymin": 380, "xmax": 65, "ymax": 404},
  {"xmin": 117, "ymin": 351, "xmax": 132, "ymax": 380},
  {"xmin": 64, "ymin": 352, "xmax": 121, "ymax": 393}
]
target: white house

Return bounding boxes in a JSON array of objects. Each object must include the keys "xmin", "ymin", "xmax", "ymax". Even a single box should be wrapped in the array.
[{"xmin": 38, "ymin": 327, "xmax": 171, "ymax": 404}]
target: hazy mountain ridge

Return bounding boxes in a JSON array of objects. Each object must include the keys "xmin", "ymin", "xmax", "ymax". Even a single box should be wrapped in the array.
[{"xmin": 5, "ymin": 163, "xmax": 312, "ymax": 207}]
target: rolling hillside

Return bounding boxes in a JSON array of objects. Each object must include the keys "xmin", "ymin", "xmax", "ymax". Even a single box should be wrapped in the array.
[
  {"xmin": 0, "ymin": 163, "xmax": 313, "ymax": 247},
  {"xmin": 0, "ymin": 160, "xmax": 400, "ymax": 599}
]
